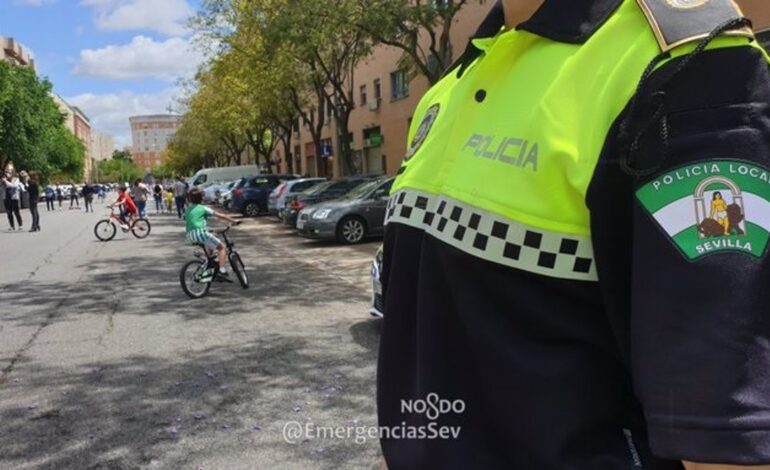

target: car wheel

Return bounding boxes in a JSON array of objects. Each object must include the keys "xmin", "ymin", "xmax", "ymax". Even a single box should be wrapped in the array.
[
  {"xmin": 337, "ymin": 217, "xmax": 366, "ymax": 244},
  {"xmin": 244, "ymin": 202, "xmax": 260, "ymax": 217}
]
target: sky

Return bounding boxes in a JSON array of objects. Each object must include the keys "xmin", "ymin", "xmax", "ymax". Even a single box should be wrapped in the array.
[{"xmin": 0, "ymin": 0, "xmax": 206, "ymax": 148}]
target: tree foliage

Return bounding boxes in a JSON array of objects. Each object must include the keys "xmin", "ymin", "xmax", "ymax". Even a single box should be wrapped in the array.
[
  {"xmin": 0, "ymin": 61, "xmax": 84, "ymax": 181},
  {"xmin": 355, "ymin": 0, "xmax": 486, "ymax": 85},
  {"xmin": 179, "ymin": 0, "xmax": 481, "ymax": 176},
  {"xmin": 112, "ymin": 148, "xmax": 133, "ymax": 162},
  {"xmin": 95, "ymin": 158, "xmax": 142, "ymax": 184}
]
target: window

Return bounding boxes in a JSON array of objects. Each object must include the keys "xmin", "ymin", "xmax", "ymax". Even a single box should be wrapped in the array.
[
  {"xmin": 360, "ymin": 85, "xmax": 368, "ymax": 107},
  {"xmin": 374, "ymin": 79, "xmax": 382, "ymax": 101},
  {"xmin": 390, "ymin": 70, "xmax": 409, "ymax": 100},
  {"xmin": 248, "ymin": 177, "xmax": 272, "ymax": 189},
  {"xmin": 293, "ymin": 180, "xmax": 320, "ymax": 192}
]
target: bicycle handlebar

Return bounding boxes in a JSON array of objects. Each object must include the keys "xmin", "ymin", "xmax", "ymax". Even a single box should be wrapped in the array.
[{"xmin": 214, "ymin": 221, "xmax": 241, "ymax": 235}]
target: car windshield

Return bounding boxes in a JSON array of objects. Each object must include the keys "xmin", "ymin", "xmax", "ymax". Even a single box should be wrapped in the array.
[
  {"xmin": 302, "ymin": 180, "xmax": 333, "ymax": 195},
  {"xmin": 340, "ymin": 179, "xmax": 381, "ymax": 199}
]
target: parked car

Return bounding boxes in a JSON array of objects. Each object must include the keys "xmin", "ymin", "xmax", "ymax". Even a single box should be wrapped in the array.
[
  {"xmin": 220, "ymin": 180, "xmax": 239, "ymax": 210},
  {"xmin": 231, "ymin": 174, "xmax": 299, "ymax": 216},
  {"xmin": 283, "ymin": 177, "xmax": 375, "ymax": 228},
  {"xmin": 370, "ymin": 245, "xmax": 384, "ymax": 318},
  {"xmin": 204, "ymin": 180, "xmax": 237, "ymax": 205},
  {"xmin": 268, "ymin": 178, "xmax": 326, "ymax": 218},
  {"xmin": 295, "ymin": 177, "xmax": 394, "ymax": 244},
  {"xmin": 202, "ymin": 182, "xmax": 224, "ymax": 203}
]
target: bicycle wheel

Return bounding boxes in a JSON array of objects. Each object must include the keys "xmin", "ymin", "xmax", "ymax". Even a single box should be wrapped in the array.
[
  {"xmin": 180, "ymin": 260, "xmax": 212, "ymax": 299},
  {"xmin": 229, "ymin": 251, "xmax": 249, "ymax": 289},
  {"xmin": 94, "ymin": 220, "xmax": 116, "ymax": 241},
  {"xmin": 131, "ymin": 218, "xmax": 151, "ymax": 239}
]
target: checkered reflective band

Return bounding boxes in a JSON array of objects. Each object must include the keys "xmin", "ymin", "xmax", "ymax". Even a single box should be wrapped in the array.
[{"xmin": 385, "ymin": 189, "xmax": 598, "ymax": 282}]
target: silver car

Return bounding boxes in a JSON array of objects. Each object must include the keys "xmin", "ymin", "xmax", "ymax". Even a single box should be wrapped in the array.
[
  {"xmin": 269, "ymin": 178, "xmax": 326, "ymax": 219},
  {"xmin": 296, "ymin": 177, "xmax": 394, "ymax": 244}
]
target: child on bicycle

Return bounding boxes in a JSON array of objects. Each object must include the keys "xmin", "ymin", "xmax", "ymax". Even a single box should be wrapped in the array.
[
  {"xmin": 186, "ymin": 187, "xmax": 240, "ymax": 278},
  {"xmin": 109, "ymin": 184, "xmax": 138, "ymax": 229}
]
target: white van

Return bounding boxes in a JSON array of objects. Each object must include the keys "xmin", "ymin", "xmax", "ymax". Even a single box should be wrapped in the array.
[{"xmin": 188, "ymin": 165, "xmax": 260, "ymax": 187}]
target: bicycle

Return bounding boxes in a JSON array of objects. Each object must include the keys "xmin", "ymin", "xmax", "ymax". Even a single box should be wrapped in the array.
[
  {"xmin": 179, "ymin": 225, "xmax": 249, "ymax": 299},
  {"xmin": 94, "ymin": 207, "xmax": 152, "ymax": 241}
]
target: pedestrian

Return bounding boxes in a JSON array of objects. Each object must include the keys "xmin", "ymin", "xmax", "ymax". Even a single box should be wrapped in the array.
[
  {"xmin": 82, "ymin": 182, "xmax": 94, "ymax": 213},
  {"xmin": 69, "ymin": 183, "xmax": 80, "ymax": 209},
  {"xmin": 377, "ymin": 1, "xmax": 770, "ymax": 469},
  {"xmin": 97, "ymin": 184, "xmax": 106, "ymax": 202},
  {"xmin": 56, "ymin": 185, "xmax": 63, "ymax": 208},
  {"xmin": 44, "ymin": 185, "xmax": 55, "ymax": 211},
  {"xmin": 173, "ymin": 176, "xmax": 188, "ymax": 219},
  {"xmin": 152, "ymin": 182, "xmax": 163, "ymax": 214},
  {"xmin": 164, "ymin": 187, "xmax": 174, "ymax": 215},
  {"xmin": 131, "ymin": 178, "xmax": 150, "ymax": 218},
  {"xmin": 1, "ymin": 170, "xmax": 24, "ymax": 230},
  {"xmin": 25, "ymin": 171, "xmax": 40, "ymax": 231}
]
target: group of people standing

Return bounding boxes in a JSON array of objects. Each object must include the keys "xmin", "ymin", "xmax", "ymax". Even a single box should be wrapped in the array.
[
  {"xmin": 2, "ymin": 169, "xmax": 40, "ymax": 232},
  {"xmin": 2, "ymin": 169, "xmax": 192, "ymax": 233},
  {"xmin": 40, "ymin": 183, "xmax": 104, "ymax": 213}
]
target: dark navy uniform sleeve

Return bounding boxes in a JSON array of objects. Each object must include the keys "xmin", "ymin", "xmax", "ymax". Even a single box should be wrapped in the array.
[{"xmin": 589, "ymin": 43, "xmax": 770, "ymax": 464}]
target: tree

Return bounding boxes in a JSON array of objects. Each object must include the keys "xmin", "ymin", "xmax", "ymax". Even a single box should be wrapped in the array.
[
  {"xmin": 356, "ymin": 0, "xmax": 487, "ymax": 85},
  {"xmin": 194, "ymin": 0, "xmax": 372, "ymax": 176},
  {"xmin": 150, "ymin": 164, "xmax": 173, "ymax": 180},
  {"xmin": 42, "ymin": 126, "xmax": 85, "ymax": 183},
  {"xmin": 112, "ymin": 148, "xmax": 133, "ymax": 162},
  {"xmin": 95, "ymin": 158, "xmax": 141, "ymax": 183},
  {"xmin": 255, "ymin": 0, "xmax": 371, "ymax": 175},
  {"xmin": 0, "ymin": 60, "xmax": 85, "ymax": 181}
]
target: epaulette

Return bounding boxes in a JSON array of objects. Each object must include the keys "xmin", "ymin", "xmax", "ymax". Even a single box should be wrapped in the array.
[{"xmin": 636, "ymin": 0, "xmax": 753, "ymax": 51}]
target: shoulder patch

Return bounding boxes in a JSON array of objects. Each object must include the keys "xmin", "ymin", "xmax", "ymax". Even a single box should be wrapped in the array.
[
  {"xmin": 636, "ymin": 160, "xmax": 770, "ymax": 261},
  {"xmin": 636, "ymin": 0, "xmax": 753, "ymax": 51}
]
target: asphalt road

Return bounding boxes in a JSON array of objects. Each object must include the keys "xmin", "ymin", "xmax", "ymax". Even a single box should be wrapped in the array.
[{"xmin": 0, "ymin": 203, "xmax": 383, "ymax": 470}]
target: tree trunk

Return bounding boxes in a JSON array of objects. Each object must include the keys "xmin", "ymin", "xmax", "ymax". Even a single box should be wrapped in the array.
[
  {"xmin": 335, "ymin": 109, "xmax": 356, "ymax": 176},
  {"xmin": 283, "ymin": 136, "xmax": 294, "ymax": 174}
]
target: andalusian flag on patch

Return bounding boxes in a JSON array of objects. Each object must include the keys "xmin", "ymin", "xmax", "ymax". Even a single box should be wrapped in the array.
[{"xmin": 636, "ymin": 160, "xmax": 770, "ymax": 261}]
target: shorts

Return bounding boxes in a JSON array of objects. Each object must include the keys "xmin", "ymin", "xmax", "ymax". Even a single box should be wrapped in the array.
[{"xmin": 187, "ymin": 229, "xmax": 221, "ymax": 251}]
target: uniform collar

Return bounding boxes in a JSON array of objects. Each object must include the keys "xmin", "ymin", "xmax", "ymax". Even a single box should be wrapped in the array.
[
  {"xmin": 448, "ymin": 0, "xmax": 623, "ymax": 77},
  {"xmin": 469, "ymin": 0, "xmax": 624, "ymax": 43},
  {"xmin": 517, "ymin": 0, "xmax": 624, "ymax": 44}
]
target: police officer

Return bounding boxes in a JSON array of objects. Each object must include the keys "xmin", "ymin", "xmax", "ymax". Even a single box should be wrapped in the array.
[{"xmin": 378, "ymin": 0, "xmax": 770, "ymax": 469}]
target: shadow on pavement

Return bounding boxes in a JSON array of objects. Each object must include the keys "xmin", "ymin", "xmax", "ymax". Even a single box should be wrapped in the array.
[{"xmin": 0, "ymin": 217, "xmax": 382, "ymax": 469}]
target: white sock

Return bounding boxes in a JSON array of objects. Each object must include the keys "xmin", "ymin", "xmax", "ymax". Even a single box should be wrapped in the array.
[{"xmin": 219, "ymin": 267, "xmax": 226, "ymax": 273}]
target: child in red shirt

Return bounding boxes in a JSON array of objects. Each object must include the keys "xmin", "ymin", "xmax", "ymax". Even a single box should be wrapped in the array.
[{"xmin": 110, "ymin": 185, "xmax": 138, "ymax": 228}]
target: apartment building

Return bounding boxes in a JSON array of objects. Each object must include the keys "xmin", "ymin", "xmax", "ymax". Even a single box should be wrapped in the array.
[
  {"xmin": 51, "ymin": 94, "xmax": 95, "ymax": 182},
  {"xmin": 273, "ymin": 2, "xmax": 770, "ymax": 178},
  {"xmin": 91, "ymin": 131, "xmax": 115, "ymax": 162},
  {"xmin": 272, "ymin": 2, "xmax": 494, "ymax": 178},
  {"xmin": 129, "ymin": 115, "xmax": 182, "ymax": 171},
  {"xmin": 0, "ymin": 35, "xmax": 35, "ymax": 69}
]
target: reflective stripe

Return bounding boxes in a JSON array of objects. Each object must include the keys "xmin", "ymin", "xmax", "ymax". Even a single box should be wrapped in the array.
[{"xmin": 386, "ymin": 189, "xmax": 598, "ymax": 282}]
